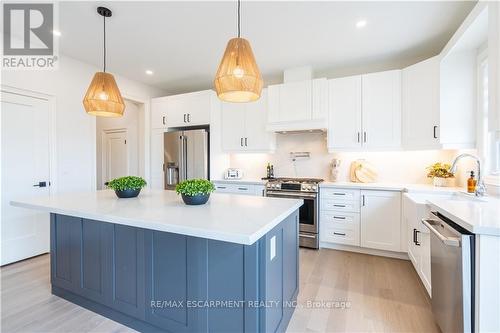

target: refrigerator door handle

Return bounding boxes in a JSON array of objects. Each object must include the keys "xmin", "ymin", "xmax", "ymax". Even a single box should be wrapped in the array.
[{"xmin": 178, "ymin": 135, "xmax": 185, "ymax": 182}]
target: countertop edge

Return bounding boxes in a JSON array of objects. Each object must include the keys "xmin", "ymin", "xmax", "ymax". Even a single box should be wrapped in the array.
[{"xmin": 11, "ymin": 199, "xmax": 303, "ymax": 245}]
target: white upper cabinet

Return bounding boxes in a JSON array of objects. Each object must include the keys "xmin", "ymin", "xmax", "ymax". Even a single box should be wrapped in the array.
[
  {"xmin": 360, "ymin": 190, "xmax": 401, "ymax": 252},
  {"xmin": 362, "ymin": 70, "xmax": 401, "ymax": 149},
  {"xmin": 328, "ymin": 75, "xmax": 362, "ymax": 150},
  {"xmin": 267, "ymin": 78, "xmax": 328, "ymax": 131},
  {"xmin": 151, "ymin": 90, "xmax": 212, "ymax": 129},
  {"xmin": 327, "ymin": 70, "xmax": 401, "ymax": 151},
  {"xmin": 402, "ymin": 56, "xmax": 440, "ymax": 149},
  {"xmin": 221, "ymin": 89, "xmax": 275, "ymax": 152}
]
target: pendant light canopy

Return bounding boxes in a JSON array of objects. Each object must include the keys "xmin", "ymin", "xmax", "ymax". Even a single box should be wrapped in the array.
[
  {"xmin": 83, "ymin": 7, "xmax": 125, "ymax": 117},
  {"xmin": 214, "ymin": 0, "xmax": 263, "ymax": 103}
]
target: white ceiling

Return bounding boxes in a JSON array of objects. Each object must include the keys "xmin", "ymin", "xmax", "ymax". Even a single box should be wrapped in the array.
[{"xmin": 58, "ymin": 1, "xmax": 475, "ymax": 94}]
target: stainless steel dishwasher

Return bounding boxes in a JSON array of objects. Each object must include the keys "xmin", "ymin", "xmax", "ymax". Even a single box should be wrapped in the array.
[{"xmin": 422, "ymin": 212, "xmax": 475, "ymax": 333}]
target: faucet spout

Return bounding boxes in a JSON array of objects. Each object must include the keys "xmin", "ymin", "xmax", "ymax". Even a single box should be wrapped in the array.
[{"xmin": 449, "ymin": 153, "xmax": 486, "ymax": 196}]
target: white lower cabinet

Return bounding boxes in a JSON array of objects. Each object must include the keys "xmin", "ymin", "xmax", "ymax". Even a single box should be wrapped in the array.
[
  {"xmin": 403, "ymin": 193, "xmax": 432, "ymax": 296},
  {"xmin": 213, "ymin": 182, "xmax": 264, "ymax": 196},
  {"xmin": 320, "ymin": 187, "xmax": 403, "ymax": 254},
  {"xmin": 360, "ymin": 190, "xmax": 401, "ymax": 252}
]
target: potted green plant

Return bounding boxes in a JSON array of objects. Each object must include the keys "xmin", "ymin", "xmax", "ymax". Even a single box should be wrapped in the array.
[
  {"xmin": 107, "ymin": 176, "xmax": 147, "ymax": 198},
  {"xmin": 426, "ymin": 163, "xmax": 454, "ymax": 187},
  {"xmin": 175, "ymin": 179, "xmax": 215, "ymax": 205}
]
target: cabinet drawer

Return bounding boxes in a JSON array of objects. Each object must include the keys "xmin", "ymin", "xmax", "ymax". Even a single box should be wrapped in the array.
[
  {"xmin": 321, "ymin": 199, "xmax": 360, "ymax": 213},
  {"xmin": 321, "ymin": 212, "xmax": 359, "ymax": 231},
  {"xmin": 321, "ymin": 225, "xmax": 360, "ymax": 246},
  {"xmin": 213, "ymin": 183, "xmax": 256, "ymax": 196},
  {"xmin": 321, "ymin": 188, "xmax": 360, "ymax": 201}
]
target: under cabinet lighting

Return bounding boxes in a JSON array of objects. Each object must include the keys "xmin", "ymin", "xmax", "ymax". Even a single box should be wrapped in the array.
[
  {"xmin": 145, "ymin": 70, "xmax": 154, "ymax": 75},
  {"xmin": 356, "ymin": 20, "xmax": 367, "ymax": 28}
]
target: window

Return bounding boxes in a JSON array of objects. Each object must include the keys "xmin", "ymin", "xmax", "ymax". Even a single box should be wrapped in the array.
[{"xmin": 477, "ymin": 50, "xmax": 500, "ymax": 178}]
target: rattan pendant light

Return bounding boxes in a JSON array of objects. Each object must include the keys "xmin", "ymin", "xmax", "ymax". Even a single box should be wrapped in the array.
[
  {"xmin": 83, "ymin": 7, "xmax": 125, "ymax": 117},
  {"xmin": 214, "ymin": 0, "xmax": 263, "ymax": 103}
]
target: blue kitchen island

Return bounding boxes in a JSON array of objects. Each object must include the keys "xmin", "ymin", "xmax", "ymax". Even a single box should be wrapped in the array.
[{"xmin": 12, "ymin": 190, "xmax": 302, "ymax": 333}]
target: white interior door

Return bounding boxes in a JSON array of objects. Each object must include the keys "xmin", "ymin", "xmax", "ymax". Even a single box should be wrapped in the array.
[
  {"xmin": 102, "ymin": 130, "xmax": 128, "ymax": 185},
  {"xmin": 1, "ymin": 91, "xmax": 51, "ymax": 265}
]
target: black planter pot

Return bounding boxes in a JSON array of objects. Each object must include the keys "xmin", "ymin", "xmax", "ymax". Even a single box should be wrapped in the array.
[
  {"xmin": 114, "ymin": 188, "xmax": 141, "ymax": 198},
  {"xmin": 181, "ymin": 193, "xmax": 210, "ymax": 205}
]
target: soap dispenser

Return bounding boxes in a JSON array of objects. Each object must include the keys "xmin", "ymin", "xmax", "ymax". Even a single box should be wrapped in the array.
[{"xmin": 467, "ymin": 171, "xmax": 477, "ymax": 193}]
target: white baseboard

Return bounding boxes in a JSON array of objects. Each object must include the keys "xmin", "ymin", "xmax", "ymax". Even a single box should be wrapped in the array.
[{"xmin": 319, "ymin": 242, "xmax": 409, "ymax": 260}]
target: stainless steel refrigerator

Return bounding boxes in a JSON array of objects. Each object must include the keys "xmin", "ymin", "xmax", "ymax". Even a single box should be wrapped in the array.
[{"xmin": 164, "ymin": 128, "xmax": 209, "ymax": 190}]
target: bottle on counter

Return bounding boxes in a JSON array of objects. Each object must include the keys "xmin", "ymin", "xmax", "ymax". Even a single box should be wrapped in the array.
[
  {"xmin": 270, "ymin": 165, "xmax": 274, "ymax": 178},
  {"xmin": 467, "ymin": 171, "xmax": 477, "ymax": 193}
]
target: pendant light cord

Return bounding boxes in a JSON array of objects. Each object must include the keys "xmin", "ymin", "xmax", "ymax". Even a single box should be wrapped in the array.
[
  {"xmin": 103, "ymin": 15, "xmax": 106, "ymax": 72},
  {"xmin": 237, "ymin": 0, "xmax": 241, "ymax": 38}
]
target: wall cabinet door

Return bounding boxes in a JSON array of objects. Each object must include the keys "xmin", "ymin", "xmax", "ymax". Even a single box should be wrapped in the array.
[
  {"xmin": 244, "ymin": 90, "xmax": 274, "ymax": 151},
  {"xmin": 361, "ymin": 70, "xmax": 401, "ymax": 149},
  {"xmin": 402, "ymin": 56, "xmax": 440, "ymax": 149},
  {"xmin": 164, "ymin": 91, "xmax": 211, "ymax": 127},
  {"xmin": 328, "ymin": 76, "xmax": 362, "ymax": 150},
  {"xmin": 278, "ymin": 81, "xmax": 312, "ymax": 122},
  {"xmin": 151, "ymin": 98, "xmax": 167, "ymax": 129},
  {"xmin": 221, "ymin": 102, "xmax": 246, "ymax": 151},
  {"xmin": 360, "ymin": 190, "xmax": 401, "ymax": 252}
]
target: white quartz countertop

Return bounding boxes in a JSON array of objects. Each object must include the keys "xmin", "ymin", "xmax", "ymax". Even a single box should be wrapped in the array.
[
  {"xmin": 426, "ymin": 196, "xmax": 500, "ymax": 236},
  {"xmin": 320, "ymin": 181, "xmax": 463, "ymax": 193},
  {"xmin": 212, "ymin": 179, "xmax": 266, "ymax": 185},
  {"xmin": 11, "ymin": 190, "xmax": 302, "ymax": 245}
]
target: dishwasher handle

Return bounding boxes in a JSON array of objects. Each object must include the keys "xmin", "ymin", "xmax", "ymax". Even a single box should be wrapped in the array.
[{"xmin": 422, "ymin": 218, "xmax": 461, "ymax": 247}]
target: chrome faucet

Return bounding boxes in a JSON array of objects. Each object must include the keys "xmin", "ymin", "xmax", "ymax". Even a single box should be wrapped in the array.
[{"xmin": 449, "ymin": 153, "xmax": 486, "ymax": 196}]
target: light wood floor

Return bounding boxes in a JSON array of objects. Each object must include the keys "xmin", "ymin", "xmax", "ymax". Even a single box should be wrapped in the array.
[{"xmin": 1, "ymin": 249, "xmax": 439, "ymax": 333}]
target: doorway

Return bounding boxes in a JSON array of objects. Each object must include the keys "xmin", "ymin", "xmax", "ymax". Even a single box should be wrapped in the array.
[
  {"xmin": 96, "ymin": 99, "xmax": 145, "ymax": 189},
  {"xmin": 1, "ymin": 90, "xmax": 53, "ymax": 265}
]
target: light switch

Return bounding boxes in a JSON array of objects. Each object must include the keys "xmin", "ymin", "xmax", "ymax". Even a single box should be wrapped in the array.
[{"xmin": 270, "ymin": 236, "xmax": 276, "ymax": 261}]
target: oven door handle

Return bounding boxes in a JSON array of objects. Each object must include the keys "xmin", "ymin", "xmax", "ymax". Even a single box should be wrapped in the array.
[
  {"xmin": 299, "ymin": 233, "xmax": 317, "ymax": 239},
  {"xmin": 266, "ymin": 191, "xmax": 317, "ymax": 199}
]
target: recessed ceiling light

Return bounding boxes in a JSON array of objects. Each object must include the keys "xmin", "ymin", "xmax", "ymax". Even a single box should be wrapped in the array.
[
  {"xmin": 356, "ymin": 20, "xmax": 367, "ymax": 28},
  {"xmin": 145, "ymin": 70, "xmax": 154, "ymax": 75},
  {"xmin": 52, "ymin": 30, "xmax": 62, "ymax": 36}
]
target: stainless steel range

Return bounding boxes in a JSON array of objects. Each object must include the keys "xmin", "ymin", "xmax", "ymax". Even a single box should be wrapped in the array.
[{"xmin": 265, "ymin": 178, "xmax": 323, "ymax": 249}]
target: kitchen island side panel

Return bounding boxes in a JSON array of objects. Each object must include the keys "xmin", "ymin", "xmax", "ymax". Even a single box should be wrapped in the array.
[{"xmin": 50, "ymin": 210, "xmax": 299, "ymax": 333}]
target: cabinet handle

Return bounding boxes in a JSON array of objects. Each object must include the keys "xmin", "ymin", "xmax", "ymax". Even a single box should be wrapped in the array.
[
  {"xmin": 183, "ymin": 114, "xmax": 187, "ymax": 123},
  {"xmin": 245, "ymin": 137, "xmax": 248, "ymax": 146},
  {"xmin": 362, "ymin": 195, "xmax": 365, "ymax": 206},
  {"xmin": 187, "ymin": 114, "xmax": 191, "ymax": 122},
  {"xmin": 333, "ymin": 192, "xmax": 346, "ymax": 196},
  {"xmin": 162, "ymin": 116, "xmax": 166, "ymax": 125},
  {"xmin": 333, "ymin": 204, "xmax": 346, "ymax": 208},
  {"xmin": 217, "ymin": 186, "xmax": 227, "ymax": 189},
  {"xmin": 333, "ymin": 232, "xmax": 346, "ymax": 236},
  {"xmin": 414, "ymin": 229, "xmax": 421, "ymax": 246},
  {"xmin": 238, "ymin": 187, "xmax": 248, "ymax": 191},
  {"xmin": 363, "ymin": 132, "xmax": 367, "ymax": 143},
  {"xmin": 357, "ymin": 132, "xmax": 360, "ymax": 143},
  {"xmin": 433, "ymin": 125, "xmax": 438, "ymax": 139},
  {"xmin": 333, "ymin": 216, "xmax": 346, "ymax": 220},
  {"xmin": 240, "ymin": 138, "xmax": 244, "ymax": 147}
]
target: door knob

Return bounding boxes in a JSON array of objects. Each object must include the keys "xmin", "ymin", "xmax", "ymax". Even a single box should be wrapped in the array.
[{"xmin": 33, "ymin": 181, "xmax": 47, "ymax": 187}]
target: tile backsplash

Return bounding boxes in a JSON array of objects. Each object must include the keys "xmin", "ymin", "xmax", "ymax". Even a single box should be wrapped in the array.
[{"xmin": 229, "ymin": 132, "xmax": 474, "ymax": 186}]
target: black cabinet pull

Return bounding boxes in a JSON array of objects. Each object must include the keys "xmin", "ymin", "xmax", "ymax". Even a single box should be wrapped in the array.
[
  {"xmin": 433, "ymin": 125, "xmax": 438, "ymax": 139},
  {"xmin": 357, "ymin": 132, "xmax": 360, "ymax": 143},
  {"xmin": 333, "ymin": 192, "xmax": 346, "ymax": 196},
  {"xmin": 362, "ymin": 195, "xmax": 366, "ymax": 206},
  {"xmin": 363, "ymin": 132, "xmax": 367, "ymax": 143},
  {"xmin": 333, "ymin": 232, "xmax": 346, "ymax": 236},
  {"xmin": 245, "ymin": 137, "xmax": 248, "ymax": 146},
  {"xmin": 333, "ymin": 216, "xmax": 346, "ymax": 220},
  {"xmin": 216, "ymin": 186, "xmax": 227, "ymax": 189},
  {"xmin": 33, "ymin": 181, "xmax": 47, "ymax": 187},
  {"xmin": 333, "ymin": 204, "xmax": 346, "ymax": 208},
  {"xmin": 413, "ymin": 228, "xmax": 421, "ymax": 246},
  {"xmin": 237, "ymin": 187, "xmax": 248, "ymax": 191},
  {"xmin": 240, "ymin": 138, "xmax": 243, "ymax": 147},
  {"xmin": 162, "ymin": 116, "xmax": 166, "ymax": 125},
  {"xmin": 183, "ymin": 114, "xmax": 186, "ymax": 123},
  {"xmin": 187, "ymin": 114, "xmax": 191, "ymax": 122}
]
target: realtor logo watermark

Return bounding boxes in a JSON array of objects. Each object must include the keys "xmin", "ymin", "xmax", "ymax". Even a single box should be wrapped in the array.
[{"xmin": 2, "ymin": 2, "xmax": 59, "ymax": 70}]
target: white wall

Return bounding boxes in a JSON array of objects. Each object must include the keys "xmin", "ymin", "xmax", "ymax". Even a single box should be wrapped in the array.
[
  {"xmin": 1, "ymin": 55, "xmax": 165, "ymax": 194},
  {"xmin": 227, "ymin": 132, "xmax": 469, "ymax": 186}
]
